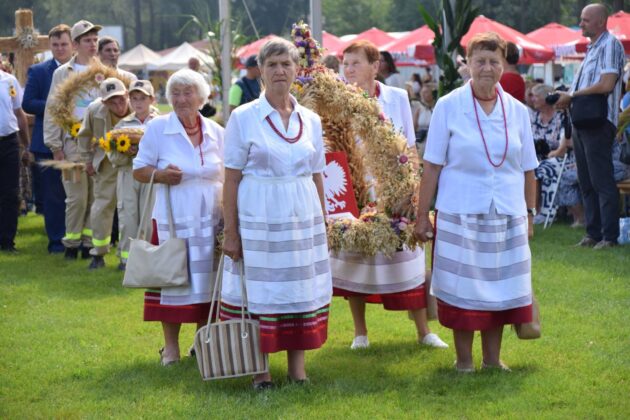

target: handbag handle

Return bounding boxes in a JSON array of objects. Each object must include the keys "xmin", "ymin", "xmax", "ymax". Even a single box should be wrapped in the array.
[
  {"xmin": 136, "ymin": 169, "xmax": 178, "ymax": 240},
  {"xmin": 136, "ymin": 169, "xmax": 156, "ymax": 241},
  {"xmin": 206, "ymin": 255, "xmax": 252, "ymax": 343}
]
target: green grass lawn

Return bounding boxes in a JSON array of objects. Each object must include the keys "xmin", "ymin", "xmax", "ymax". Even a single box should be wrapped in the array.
[{"xmin": 1, "ymin": 214, "xmax": 629, "ymax": 418}]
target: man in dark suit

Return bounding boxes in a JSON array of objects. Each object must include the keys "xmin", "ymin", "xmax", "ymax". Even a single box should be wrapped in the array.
[{"xmin": 22, "ymin": 24, "xmax": 74, "ymax": 253}]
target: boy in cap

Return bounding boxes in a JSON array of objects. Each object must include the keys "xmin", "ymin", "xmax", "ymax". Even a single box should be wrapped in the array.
[
  {"xmin": 109, "ymin": 80, "xmax": 159, "ymax": 270},
  {"xmin": 228, "ymin": 54, "xmax": 260, "ymax": 112},
  {"xmin": 44, "ymin": 19, "xmax": 102, "ymax": 259},
  {"xmin": 77, "ymin": 77, "xmax": 131, "ymax": 269}
]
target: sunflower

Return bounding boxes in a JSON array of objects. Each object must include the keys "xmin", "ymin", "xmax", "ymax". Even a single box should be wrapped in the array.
[
  {"xmin": 116, "ymin": 134, "xmax": 131, "ymax": 153},
  {"xmin": 98, "ymin": 137, "xmax": 110, "ymax": 152},
  {"xmin": 69, "ymin": 122, "xmax": 82, "ymax": 138},
  {"xmin": 9, "ymin": 85, "xmax": 17, "ymax": 98},
  {"xmin": 105, "ymin": 131, "xmax": 113, "ymax": 142}
]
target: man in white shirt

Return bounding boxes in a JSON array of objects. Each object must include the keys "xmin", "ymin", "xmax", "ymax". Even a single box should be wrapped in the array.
[
  {"xmin": 44, "ymin": 19, "xmax": 102, "ymax": 259},
  {"xmin": 0, "ymin": 70, "xmax": 30, "ymax": 252}
]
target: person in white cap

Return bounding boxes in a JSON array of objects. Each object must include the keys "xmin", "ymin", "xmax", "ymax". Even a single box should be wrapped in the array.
[
  {"xmin": 108, "ymin": 80, "xmax": 159, "ymax": 270},
  {"xmin": 77, "ymin": 77, "xmax": 131, "ymax": 269},
  {"xmin": 44, "ymin": 19, "xmax": 103, "ymax": 260}
]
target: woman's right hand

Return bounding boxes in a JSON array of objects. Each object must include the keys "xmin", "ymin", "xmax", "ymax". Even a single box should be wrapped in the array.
[
  {"xmin": 157, "ymin": 164, "xmax": 183, "ymax": 185},
  {"xmin": 223, "ymin": 231, "xmax": 243, "ymax": 262},
  {"xmin": 414, "ymin": 213, "xmax": 434, "ymax": 243}
]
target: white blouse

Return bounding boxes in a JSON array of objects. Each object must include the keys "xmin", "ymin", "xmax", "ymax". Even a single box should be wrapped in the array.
[
  {"xmin": 377, "ymin": 82, "xmax": 416, "ymax": 147},
  {"xmin": 224, "ymin": 93, "xmax": 325, "ymax": 176},
  {"xmin": 133, "ymin": 112, "xmax": 224, "ymax": 225},
  {"xmin": 423, "ymin": 81, "xmax": 538, "ymax": 216}
]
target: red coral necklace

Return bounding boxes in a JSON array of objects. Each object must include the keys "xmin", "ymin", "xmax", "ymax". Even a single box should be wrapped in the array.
[
  {"xmin": 471, "ymin": 86, "xmax": 509, "ymax": 168},
  {"xmin": 265, "ymin": 114, "xmax": 303, "ymax": 144}
]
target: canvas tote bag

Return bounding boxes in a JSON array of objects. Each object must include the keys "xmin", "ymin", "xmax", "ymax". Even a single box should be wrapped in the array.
[
  {"xmin": 122, "ymin": 171, "xmax": 189, "ymax": 288},
  {"xmin": 194, "ymin": 256, "xmax": 269, "ymax": 380},
  {"xmin": 514, "ymin": 296, "xmax": 541, "ymax": 340}
]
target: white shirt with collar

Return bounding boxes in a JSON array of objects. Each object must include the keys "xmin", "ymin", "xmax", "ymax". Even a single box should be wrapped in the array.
[
  {"xmin": 224, "ymin": 92, "xmax": 325, "ymax": 177},
  {"xmin": 377, "ymin": 81, "xmax": 416, "ymax": 147},
  {"xmin": 0, "ymin": 71, "xmax": 23, "ymax": 136},
  {"xmin": 133, "ymin": 111, "xmax": 224, "ymax": 227},
  {"xmin": 424, "ymin": 81, "xmax": 538, "ymax": 216}
]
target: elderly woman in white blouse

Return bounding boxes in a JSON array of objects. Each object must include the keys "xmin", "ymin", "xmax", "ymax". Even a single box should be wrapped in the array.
[
  {"xmin": 415, "ymin": 32, "xmax": 538, "ymax": 373},
  {"xmin": 133, "ymin": 69, "xmax": 224, "ymax": 366},
  {"xmin": 336, "ymin": 39, "xmax": 447, "ymax": 351},
  {"xmin": 221, "ymin": 38, "xmax": 331, "ymax": 390}
]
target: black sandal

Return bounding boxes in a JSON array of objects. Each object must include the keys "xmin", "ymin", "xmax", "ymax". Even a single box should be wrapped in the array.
[{"xmin": 252, "ymin": 380, "xmax": 275, "ymax": 391}]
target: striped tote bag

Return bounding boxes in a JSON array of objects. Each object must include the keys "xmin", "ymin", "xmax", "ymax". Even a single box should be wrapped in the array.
[{"xmin": 194, "ymin": 256, "xmax": 269, "ymax": 380}]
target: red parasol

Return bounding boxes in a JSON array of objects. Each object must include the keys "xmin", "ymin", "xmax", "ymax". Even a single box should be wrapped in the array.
[
  {"xmin": 381, "ymin": 25, "xmax": 435, "ymax": 61},
  {"xmin": 527, "ymin": 23, "xmax": 588, "ymax": 57},
  {"xmin": 235, "ymin": 34, "xmax": 277, "ymax": 62},
  {"xmin": 461, "ymin": 15, "xmax": 555, "ymax": 64},
  {"xmin": 322, "ymin": 31, "xmax": 344, "ymax": 56},
  {"xmin": 607, "ymin": 11, "xmax": 630, "ymax": 54},
  {"xmin": 339, "ymin": 27, "xmax": 396, "ymax": 53}
]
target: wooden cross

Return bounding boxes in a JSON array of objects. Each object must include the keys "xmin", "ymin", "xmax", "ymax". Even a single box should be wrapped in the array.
[{"xmin": 0, "ymin": 9, "xmax": 50, "ymax": 86}]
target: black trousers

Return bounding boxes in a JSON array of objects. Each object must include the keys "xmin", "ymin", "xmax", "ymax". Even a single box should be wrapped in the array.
[
  {"xmin": 34, "ymin": 152, "xmax": 67, "ymax": 252},
  {"xmin": 0, "ymin": 133, "xmax": 20, "ymax": 248},
  {"xmin": 572, "ymin": 121, "xmax": 620, "ymax": 241}
]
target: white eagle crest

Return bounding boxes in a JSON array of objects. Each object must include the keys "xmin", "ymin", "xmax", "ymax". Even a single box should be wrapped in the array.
[{"xmin": 324, "ymin": 160, "xmax": 347, "ymax": 213}]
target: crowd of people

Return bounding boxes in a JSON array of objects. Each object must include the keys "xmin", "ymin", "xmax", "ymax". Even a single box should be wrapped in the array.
[{"xmin": 0, "ymin": 2, "xmax": 627, "ymax": 389}]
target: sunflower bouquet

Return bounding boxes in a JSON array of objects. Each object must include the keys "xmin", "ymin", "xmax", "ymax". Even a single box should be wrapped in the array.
[
  {"xmin": 290, "ymin": 22, "xmax": 423, "ymax": 256},
  {"xmin": 94, "ymin": 132, "xmax": 133, "ymax": 154}
]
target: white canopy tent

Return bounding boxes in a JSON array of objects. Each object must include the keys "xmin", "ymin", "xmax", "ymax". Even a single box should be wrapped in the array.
[
  {"xmin": 118, "ymin": 44, "xmax": 161, "ymax": 71},
  {"xmin": 148, "ymin": 42, "xmax": 214, "ymax": 72}
]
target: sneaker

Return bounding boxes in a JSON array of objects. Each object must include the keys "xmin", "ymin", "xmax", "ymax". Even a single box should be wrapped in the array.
[
  {"xmin": 593, "ymin": 239, "xmax": 617, "ymax": 250},
  {"xmin": 0, "ymin": 245, "xmax": 18, "ymax": 254},
  {"xmin": 575, "ymin": 236, "xmax": 598, "ymax": 247},
  {"xmin": 350, "ymin": 335, "xmax": 369, "ymax": 349},
  {"xmin": 64, "ymin": 247, "xmax": 78, "ymax": 260},
  {"xmin": 481, "ymin": 361, "xmax": 511, "ymax": 372},
  {"xmin": 88, "ymin": 256, "xmax": 105, "ymax": 269},
  {"xmin": 420, "ymin": 333, "xmax": 449, "ymax": 348}
]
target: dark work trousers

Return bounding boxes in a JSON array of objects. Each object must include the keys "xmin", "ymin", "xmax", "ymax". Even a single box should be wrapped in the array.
[
  {"xmin": 572, "ymin": 121, "xmax": 620, "ymax": 241},
  {"xmin": 0, "ymin": 133, "xmax": 20, "ymax": 248},
  {"xmin": 34, "ymin": 152, "xmax": 67, "ymax": 252}
]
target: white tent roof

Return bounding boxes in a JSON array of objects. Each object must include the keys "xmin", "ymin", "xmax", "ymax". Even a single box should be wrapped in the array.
[
  {"xmin": 148, "ymin": 42, "xmax": 214, "ymax": 71},
  {"xmin": 118, "ymin": 44, "xmax": 161, "ymax": 70}
]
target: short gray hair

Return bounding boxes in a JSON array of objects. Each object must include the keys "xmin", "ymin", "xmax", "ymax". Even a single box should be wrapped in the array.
[
  {"xmin": 165, "ymin": 68, "xmax": 210, "ymax": 105},
  {"xmin": 531, "ymin": 84, "xmax": 554, "ymax": 97},
  {"xmin": 257, "ymin": 38, "xmax": 299, "ymax": 67}
]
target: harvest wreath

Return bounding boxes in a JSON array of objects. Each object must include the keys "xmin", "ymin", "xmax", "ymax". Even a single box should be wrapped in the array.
[
  {"xmin": 49, "ymin": 60, "xmax": 133, "ymax": 134},
  {"xmin": 289, "ymin": 21, "xmax": 422, "ymax": 256}
]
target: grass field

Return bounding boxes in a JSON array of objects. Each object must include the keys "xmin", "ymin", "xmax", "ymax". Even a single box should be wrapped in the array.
[{"xmin": 1, "ymin": 214, "xmax": 629, "ymax": 418}]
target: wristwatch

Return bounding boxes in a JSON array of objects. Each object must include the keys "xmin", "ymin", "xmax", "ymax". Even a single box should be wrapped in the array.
[{"xmin": 527, "ymin": 208, "xmax": 537, "ymax": 217}]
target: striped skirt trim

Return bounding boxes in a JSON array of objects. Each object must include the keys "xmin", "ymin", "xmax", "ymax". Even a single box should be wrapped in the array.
[
  {"xmin": 219, "ymin": 302, "xmax": 329, "ymax": 353},
  {"xmin": 333, "ymin": 284, "xmax": 427, "ymax": 310},
  {"xmin": 437, "ymin": 299, "xmax": 532, "ymax": 331}
]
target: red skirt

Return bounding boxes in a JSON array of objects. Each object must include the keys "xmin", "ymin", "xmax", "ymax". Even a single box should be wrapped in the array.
[
  {"xmin": 333, "ymin": 284, "xmax": 427, "ymax": 311},
  {"xmin": 219, "ymin": 302, "xmax": 329, "ymax": 354},
  {"xmin": 142, "ymin": 219, "xmax": 211, "ymax": 324},
  {"xmin": 437, "ymin": 299, "xmax": 532, "ymax": 331}
]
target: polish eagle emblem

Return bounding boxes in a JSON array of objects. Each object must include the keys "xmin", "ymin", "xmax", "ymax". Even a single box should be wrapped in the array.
[{"xmin": 324, "ymin": 160, "xmax": 347, "ymax": 212}]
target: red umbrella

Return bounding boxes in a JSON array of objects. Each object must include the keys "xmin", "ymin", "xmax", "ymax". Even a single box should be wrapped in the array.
[
  {"xmin": 381, "ymin": 25, "xmax": 435, "ymax": 61},
  {"xmin": 235, "ymin": 35, "xmax": 277, "ymax": 62},
  {"xmin": 608, "ymin": 11, "xmax": 630, "ymax": 54},
  {"xmin": 461, "ymin": 15, "xmax": 555, "ymax": 64},
  {"xmin": 322, "ymin": 31, "xmax": 344, "ymax": 55},
  {"xmin": 527, "ymin": 23, "xmax": 588, "ymax": 56},
  {"xmin": 340, "ymin": 27, "xmax": 396, "ymax": 51}
]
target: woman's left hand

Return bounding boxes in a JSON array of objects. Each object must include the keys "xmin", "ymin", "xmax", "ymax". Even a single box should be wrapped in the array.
[{"xmin": 527, "ymin": 215, "xmax": 534, "ymax": 239}]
